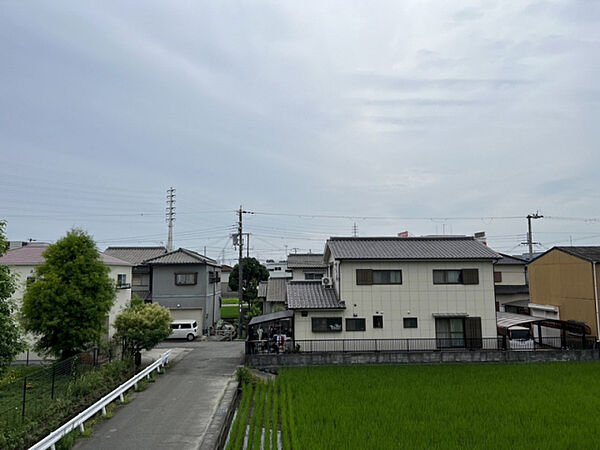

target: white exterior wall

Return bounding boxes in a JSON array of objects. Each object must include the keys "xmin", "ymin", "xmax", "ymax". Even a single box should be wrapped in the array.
[
  {"xmin": 7, "ymin": 262, "xmax": 132, "ymax": 361},
  {"xmin": 290, "ymin": 267, "xmax": 327, "ymax": 280},
  {"xmin": 294, "ymin": 260, "xmax": 497, "ymax": 340},
  {"xmin": 495, "ymin": 264, "xmax": 526, "ymax": 285},
  {"xmin": 107, "ymin": 265, "xmax": 133, "ymax": 339}
]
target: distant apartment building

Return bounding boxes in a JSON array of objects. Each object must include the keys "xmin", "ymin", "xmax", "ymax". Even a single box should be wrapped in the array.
[{"xmin": 264, "ymin": 260, "xmax": 292, "ymax": 279}]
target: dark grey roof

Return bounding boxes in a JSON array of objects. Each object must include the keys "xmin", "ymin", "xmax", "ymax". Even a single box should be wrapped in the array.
[
  {"xmin": 287, "ymin": 253, "xmax": 327, "ymax": 269},
  {"xmin": 257, "ymin": 281, "xmax": 268, "ymax": 298},
  {"xmin": 553, "ymin": 247, "xmax": 600, "ymax": 263},
  {"xmin": 286, "ymin": 281, "xmax": 345, "ymax": 310},
  {"xmin": 494, "ymin": 285, "xmax": 529, "ymax": 295},
  {"xmin": 266, "ymin": 278, "xmax": 287, "ymax": 303},
  {"xmin": 495, "ymin": 253, "xmax": 527, "ymax": 265},
  {"xmin": 145, "ymin": 248, "xmax": 219, "ymax": 266},
  {"xmin": 325, "ymin": 237, "xmax": 500, "ymax": 260},
  {"xmin": 104, "ymin": 247, "xmax": 167, "ymax": 265}
]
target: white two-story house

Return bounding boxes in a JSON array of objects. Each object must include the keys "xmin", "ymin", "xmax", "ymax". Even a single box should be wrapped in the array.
[{"xmin": 287, "ymin": 236, "xmax": 500, "ymax": 349}]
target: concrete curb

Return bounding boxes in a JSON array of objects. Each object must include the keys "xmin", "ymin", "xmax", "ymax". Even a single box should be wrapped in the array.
[{"xmin": 199, "ymin": 378, "xmax": 240, "ymax": 450}]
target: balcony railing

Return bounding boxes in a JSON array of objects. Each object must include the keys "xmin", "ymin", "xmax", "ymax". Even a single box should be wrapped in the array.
[
  {"xmin": 245, "ymin": 336, "xmax": 598, "ymax": 355},
  {"xmin": 116, "ymin": 283, "xmax": 131, "ymax": 290}
]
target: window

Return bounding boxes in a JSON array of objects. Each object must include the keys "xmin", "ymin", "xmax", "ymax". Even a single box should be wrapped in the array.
[
  {"xmin": 311, "ymin": 317, "xmax": 342, "ymax": 332},
  {"xmin": 132, "ymin": 274, "xmax": 143, "ymax": 286},
  {"xmin": 305, "ymin": 273, "xmax": 324, "ymax": 280},
  {"xmin": 403, "ymin": 317, "xmax": 418, "ymax": 328},
  {"xmin": 433, "ymin": 269, "xmax": 479, "ymax": 285},
  {"xmin": 171, "ymin": 324, "xmax": 179, "ymax": 330},
  {"xmin": 346, "ymin": 318, "xmax": 366, "ymax": 331},
  {"xmin": 117, "ymin": 274, "xmax": 127, "ymax": 285},
  {"xmin": 494, "ymin": 271, "xmax": 502, "ymax": 283},
  {"xmin": 175, "ymin": 273, "xmax": 197, "ymax": 285},
  {"xmin": 373, "ymin": 270, "xmax": 402, "ymax": 284},
  {"xmin": 373, "ymin": 315, "xmax": 383, "ymax": 328},
  {"xmin": 435, "ymin": 318, "xmax": 465, "ymax": 348},
  {"xmin": 356, "ymin": 269, "xmax": 402, "ymax": 285},
  {"xmin": 301, "ymin": 311, "xmax": 308, "ymax": 317},
  {"xmin": 181, "ymin": 323, "xmax": 192, "ymax": 329}
]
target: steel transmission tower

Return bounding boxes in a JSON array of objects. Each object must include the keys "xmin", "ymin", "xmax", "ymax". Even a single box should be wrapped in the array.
[{"xmin": 166, "ymin": 187, "xmax": 176, "ymax": 252}]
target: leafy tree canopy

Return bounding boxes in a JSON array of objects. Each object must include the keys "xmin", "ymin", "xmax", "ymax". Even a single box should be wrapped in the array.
[
  {"xmin": 114, "ymin": 296, "xmax": 172, "ymax": 359},
  {"xmin": 21, "ymin": 229, "xmax": 115, "ymax": 359},
  {"xmin": 0, "ymin": 221, "xmax": 25, "ymax": 372},
  {"xmin": 228, "ymin": 257, "xmax": 269, "ymax": 302}
]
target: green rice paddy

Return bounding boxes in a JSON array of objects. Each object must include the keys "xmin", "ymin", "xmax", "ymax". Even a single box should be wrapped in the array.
[{"xmin": 227, "ymin": 362, "xmax": 600, "ymax": 449}]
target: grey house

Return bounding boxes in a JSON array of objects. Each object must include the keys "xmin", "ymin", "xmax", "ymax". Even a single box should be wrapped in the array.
[
  {"xmin": 105, "ymin": 246, "xmax": 222, "ymax": 334},
  {"xmin": 145, "ymin": 248, "xmax": 222, "ymax": 334}
]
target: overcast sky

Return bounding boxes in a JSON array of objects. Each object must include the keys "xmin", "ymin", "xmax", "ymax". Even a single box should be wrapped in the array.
[{"xmin": 2, "ymin": 1, "xmax": 600, "ymax": 264}]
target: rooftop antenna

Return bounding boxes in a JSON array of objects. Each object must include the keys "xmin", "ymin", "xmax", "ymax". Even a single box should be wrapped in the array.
[{"xmin": 352, "ymin": 222, "xmax": 358, "ymax": 237}]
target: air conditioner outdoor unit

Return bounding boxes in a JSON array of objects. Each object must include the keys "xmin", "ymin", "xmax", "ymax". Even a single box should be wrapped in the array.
[{"xmin": 321, "ymin": 277, "xmax": 332, "ymax": 287}]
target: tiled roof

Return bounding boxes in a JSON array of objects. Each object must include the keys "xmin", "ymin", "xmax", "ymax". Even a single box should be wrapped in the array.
[
  {"xmin": 145, "ymin": 248, "xmax": 219, "ymax": 266},
  {"xmin": 104, "ymin": 247, "xmax": 168, "ymax": 265},
  {"xmin": 325, "ymin": 236, "xmax": 500, "ymax": 260},
  {"xmin": 266, "ymin": 278, "xmax": 287, "ymax": 303},
  {"xmin": 495, "ymin": 253, "xmax": 527, "ymax": 265},
  {"xmin": 554, "ymin": 247, "xmax": 600, "ymax": 263},
  {"xmin": 257, "ymin": 281, "xmax": 268, "ymax": 298},
  {"xmin": 0, "ymin": 244, "xmax": 132, "ymax": 266},
  {"xmin": 286, "ymin": 281, "xmax": 345, "ymax": 310},
  {"xmin": 221, "ymin": 264, "xmax": 234, "ymax": 272},
  {"xmin": 287, "ymin": 253, "xmax": 327, "ymax": 269}
]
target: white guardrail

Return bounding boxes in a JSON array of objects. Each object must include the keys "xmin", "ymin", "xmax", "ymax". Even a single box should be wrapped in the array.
[{"xmin": 29, "ymin": 349, "xmax": 172, "ymax": 450}]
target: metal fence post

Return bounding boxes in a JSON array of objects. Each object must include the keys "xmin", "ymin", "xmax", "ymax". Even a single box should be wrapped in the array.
[{"xmin": 22, "ymin": 376, "xmax": 27, "ymax": 421}]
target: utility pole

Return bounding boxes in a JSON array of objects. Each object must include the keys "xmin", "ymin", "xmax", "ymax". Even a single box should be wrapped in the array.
[
  {"xmin": 166, "ymin": 187, "xmax": 176, "ymax": 252},
  {"xmin": 237, "ymin": 206, "xmax": 244, "ymax": 339},
  {"xmin": 524, "ymin": 212, "xmax": 543, "ymax": 260},
  {"xmin": 236, "ymin": 207, "xmax": 255, "ymax": 338}
]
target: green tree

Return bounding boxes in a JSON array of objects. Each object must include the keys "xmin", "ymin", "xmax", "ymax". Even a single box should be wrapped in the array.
[
  {"xmin": 0, "ymin": 221, "xmax": 25, "ymax": 372},
  {"xmin": 114, "ymin": 296, "xmax": 172, "ymax": 363},
  {"xmin": 228, "ymin": 257, "xmax": 269, "ymax": 302},
  {"xmin": 21, "ymin": 229, "xmax": 115, "ymax": 359}
]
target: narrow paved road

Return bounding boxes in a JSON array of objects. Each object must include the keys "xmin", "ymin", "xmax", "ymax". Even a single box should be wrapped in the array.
[{"xmin": 74, "ymin": 341, "xmax": 244, "ymax": 450}]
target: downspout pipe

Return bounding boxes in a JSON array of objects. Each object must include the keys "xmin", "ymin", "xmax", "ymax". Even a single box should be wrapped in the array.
[{"xmin": 593, "ymin": 261, "xmax": 600, "ymax": 341}]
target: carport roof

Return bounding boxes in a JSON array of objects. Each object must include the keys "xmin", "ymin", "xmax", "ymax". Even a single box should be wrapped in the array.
[{"xmin": 248, "ymin": 310, "xmax": 294, "ymax": 326}]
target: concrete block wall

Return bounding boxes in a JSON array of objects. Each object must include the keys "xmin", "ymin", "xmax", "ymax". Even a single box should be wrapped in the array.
[{"xmin": 247, "ymin": 349, "xmax": 600, "ymax": 368}]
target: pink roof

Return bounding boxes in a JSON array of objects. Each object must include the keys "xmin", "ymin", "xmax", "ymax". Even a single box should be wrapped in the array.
[{"xmin": 0, "ymin": 244, "xmax": 132, "ymax": 267}]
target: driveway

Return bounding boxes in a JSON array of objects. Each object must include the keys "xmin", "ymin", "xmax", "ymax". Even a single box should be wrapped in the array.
[{"xmin": 74, "ymin": 341, "xmax": 244, "ymax": 450}]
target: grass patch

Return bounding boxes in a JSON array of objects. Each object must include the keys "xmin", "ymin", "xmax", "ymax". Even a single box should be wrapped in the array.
[
  {"xmin": 231, "ymin": 362, "xmax": 600, "ymax": 449},
  {"xmin": 222, "ymin": 298, "xmax": 240, "ymax": 305},
  {"xmin": 221, "ymin": 306, "xmax": 245, "ymax": 320}
]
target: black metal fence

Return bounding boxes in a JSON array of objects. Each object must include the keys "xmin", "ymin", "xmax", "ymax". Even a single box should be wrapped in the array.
[
  {"xmin": 0, "ymin": 346, "xmax": 121, "ymax": 428},
  {"xmin": 246, "ymin": 336, "xmax": 598, "ymax": 355}
]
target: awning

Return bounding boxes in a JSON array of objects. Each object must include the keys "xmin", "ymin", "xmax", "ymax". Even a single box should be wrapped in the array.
[
  {"xmin": 432, "ymin": 313, "xmax": 468, "ymax": 318},
  {"xmin": 248, "ymin": 310, "xmax": 294, "ymax": 326}
]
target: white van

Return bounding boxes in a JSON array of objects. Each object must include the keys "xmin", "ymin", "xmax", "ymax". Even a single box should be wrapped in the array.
[
  {"xmin": 507, "ymin": 326, "xmax": 534, "ymax": 350},
  {"xmin": 169, "ymin": 320, "xmax": 199, "ymax": 341}
]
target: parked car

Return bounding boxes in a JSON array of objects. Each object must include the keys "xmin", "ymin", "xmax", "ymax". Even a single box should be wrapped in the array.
[
  {"xmin": 169, "ymin": 320, "xmax": 199, "ymax": 341},
  {"xmin": 507, "ymin": 326, "xmax": 534, "ymax": 350}
]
